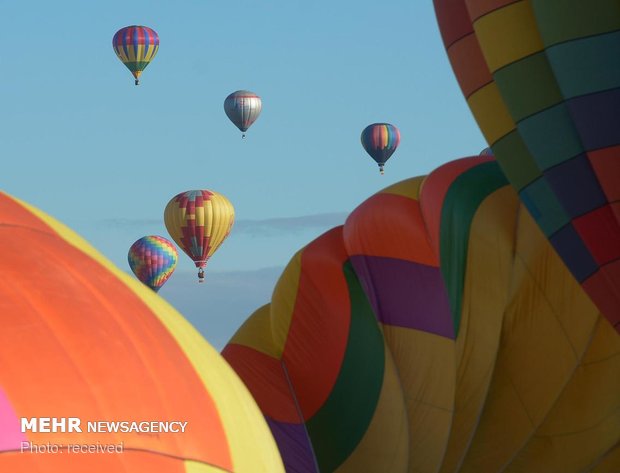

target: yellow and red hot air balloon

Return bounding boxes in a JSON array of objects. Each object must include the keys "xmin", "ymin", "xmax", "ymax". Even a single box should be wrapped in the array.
[
  {"xmin": 164, "ymin": 190, "xmax": 235, "ymax": 282},
  {"xmin": 112, "ymin": 25, "xmax": 159, "ymax": 85}
]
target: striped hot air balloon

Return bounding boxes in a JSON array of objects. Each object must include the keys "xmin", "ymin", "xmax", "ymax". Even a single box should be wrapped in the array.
[
  {"xmin": 361, "ymin": 123, "xmax": 401, "ymax": 175},
  {"xmin": 112, "ymin": 25, "xmax": 159, "ymax": 85},
  {"xmin": 128, "ymin": 235, "xmax": 177, "ymax": 292},
  {"xmin": 164, "ymin": 190, "xmax": 235, "ymax": 283},
  {"xmin": 224, "ymin": 90, "xmax": 262, "ymax": 138}
]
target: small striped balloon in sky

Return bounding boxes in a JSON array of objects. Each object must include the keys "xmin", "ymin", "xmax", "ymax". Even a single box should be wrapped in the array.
[
  {"xmin": 224, "ymin": 90, "xmax": 262, "ymax": 138},
  {"xmin": 128, "ymin": 235, "xmax": 177, "ymax": 292},
  {"xmin": 361, "ymin": 123, "xmax": 401, "ymax": 175},
  {"xmin": 112, "ymin": 25, "xmax": 159, "ymax": 85}
]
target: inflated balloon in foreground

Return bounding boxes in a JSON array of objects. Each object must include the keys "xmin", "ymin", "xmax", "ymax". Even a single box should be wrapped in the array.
[
  {"xmin": 0, "ymin": 191, "xmax": 284, "ymax": 472},
  {"xmin": 224, "ymin": 157, "xmax": 620, "ymax": 473},
  {"xmin": 361, "ymin": 123, "xmax": 401, "ymax": 174},
  {"xmin": 164, "ymin": 190, "xmax": 235, "ymax": 282},
  {"xmin": 112, "ymin": 25, "xmax": 159, "ymax": 85},
  {"xmin": 434, "ymin": 0, "xmax": 620, "ymax": 332},
  {"xmin": 224, "ymin": 90, "xmax": 262, "ymax": 137},
  {"xmin": 128, "ymin": 235, "xmax": 177, "ymax": 292}
]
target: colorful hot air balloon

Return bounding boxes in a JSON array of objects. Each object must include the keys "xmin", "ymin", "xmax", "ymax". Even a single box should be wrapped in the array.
[
  {"xmin": 223, "ymin": 157, "xmax": 620, "ymax": 473},
  {"xmin": 434, "ymin": 0, "xmax": 620, "ymax": 333},
  {"xmin": 361, "ymin": 123, "xmax": 401, "ymax": 174},
  {"xmin": 112, "ymin": 25, "xmax": 159, "ymax": 85},
  {"xmin": 0, "ymin": 191, "xmax": 284, "ymax": 473},
  {"xmin": 480, "ymin": 147, "xmax": 493, "ymax": 156},
  {"xmin": 224, "ymin": 90, "xmax": 262, "ymax": 138},
  {"xmin": 127, "ymin": 235, "xmax": 177, "ymax": 292},
  {"xmin": 164, "ymin": 190, "xmax": 235, "ymax": 282}
]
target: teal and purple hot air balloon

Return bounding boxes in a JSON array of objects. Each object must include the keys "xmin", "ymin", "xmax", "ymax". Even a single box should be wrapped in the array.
[
  {"xmin": 361, "ymin": 123, "xmax": 401, "ymax": 175},
  {"xmin": 128, "ymin": 236, "xmax": 177, "ymax": 292},
  {"xmin": 435, "ymin": 0, "xmax": 620, "ymax": 332},
  {"xmin": 224, "ymin": 90, "xmax": 262, "ymax": 138}
]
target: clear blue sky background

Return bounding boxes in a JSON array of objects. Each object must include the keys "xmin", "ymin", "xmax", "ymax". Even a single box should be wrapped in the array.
[{"xmin": 0, "ymin": 0, "xmax": 485, "ymax": 349}]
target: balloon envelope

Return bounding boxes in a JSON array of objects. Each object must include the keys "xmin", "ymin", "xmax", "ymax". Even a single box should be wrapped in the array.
[
  {"xmin": 360, "ymin": 123, "xmax": 401, "ymax": 174},
  {"xmin": 224, "ymin": 90, "xmax": 262, "ymax": 134},
  {"xmin": 112, "ymin": 25, "xmax": 159, "ymax": 85},
  {"xmin": 224, "ymin": 157, "xmax": 620, "ymax": 473},
  {"xmin": 164, "ymin": 190, "xmax": 235, "ymax": 281},
  {"xmin": 0, "ymin": 191, "xmax": 284, "ymax": 472},
  {"xmin": 434, "ymin": 0, "xmax": 620, "ymax": 332},
  {"xmin": 128, "ymin": 235, "xmax": 177, "ymax": 292}
]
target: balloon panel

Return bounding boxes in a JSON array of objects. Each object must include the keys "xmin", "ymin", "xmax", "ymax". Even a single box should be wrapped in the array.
[{"xmin": 224, "ymin": 227, "xmax": 409, "ymax": 473}]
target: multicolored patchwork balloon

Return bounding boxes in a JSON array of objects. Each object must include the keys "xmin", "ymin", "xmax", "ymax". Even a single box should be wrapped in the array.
[
  {"xmin": 224, "ymin": 90, "xmax": 262, "ymax": 137},
  {"xmin": 434, "ymin": 0, "xmax": 620, "ymax": 332},
  {"xmin": 127, "ymin": 235, "xmax": 177, "ymax": 292},
  {"xmin": 224, "ymin": 157, "xmax": 620, "ymax": 473},
  {"xmin": 164, "ymin": 190, "xmax": 235, "ymax": 282},
  {"xmin": 112, "ymin": 25, "xmax": 159, "ymax": 85},
  {"xmin": 360, "ymin": 123, "xmax": 401, "ymax": 174}
]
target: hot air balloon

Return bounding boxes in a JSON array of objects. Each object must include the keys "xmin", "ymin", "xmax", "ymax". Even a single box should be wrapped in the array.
[
  {"xmin": 128, "ymin": 235, "xmax": 177, "ymax": 292},
  {"xmin": 480, "ymin": 147, "xmax": 493, "ymax": 156},
  {"xmin": 223, "ymin": 157, "xmax": 620, "ymax": 473},
  {"xmin": 360, "ymin": 123, "xmax": 401, "ymax": 174},
  {"xmin": 164, "ymin": 190, "xmax": 234, "ymax": 282},
  {"xmin": 224, "ymin": 90, "xmax": 262, "ymax": 138},
  {"xmin": 112, "ymin": 25, "xmax": 159, "ymax": 85},
  {"xmin": 0, "ymin": 191, "xmax": 284, "ymax": 472},
  {"xmin": 434, "ymin": 0, "xmax": 620, "ymax": 332}
]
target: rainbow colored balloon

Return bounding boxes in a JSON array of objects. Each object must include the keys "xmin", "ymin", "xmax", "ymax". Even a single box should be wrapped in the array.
[
  {"xmin": 0, "ymin": 191, "xmax": 284, "ymax": 472},
  {"xmin": 360, "ymin": 123, "xmax": 401, "ymax": 174},
  {"xmin": 434, "ymin": 0, "xmax": 620, "ymax": 332},
  {"xmin": 112, "ymin": 25, "xmax": 159, "ymax": 85},
  {"xmin": 224, "ymin": 157, "xmax": 620, "ymax": 472},
  {"xmin": 128, "ymin": 235, "xmax": 177, "ymax": 292},
  {"xmin": 164, "ymin": 190, "xmax": 235, "ymax": 282}
]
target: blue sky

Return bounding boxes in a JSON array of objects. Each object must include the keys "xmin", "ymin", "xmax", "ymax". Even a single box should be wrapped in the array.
[{"xmin": 0, "ymin": 0, "xmax": 485, "ymax": 349}]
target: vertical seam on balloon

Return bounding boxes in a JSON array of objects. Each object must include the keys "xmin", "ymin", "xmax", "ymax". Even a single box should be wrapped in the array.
[
  {"xmin": 467, "ymin": 0, "xmax": 523, "ymax": 24},
  {"xmin": 280, "ymin": 360, "xmax": 321, "ymax": 473},
  {"xmin": 442, "ymin": 188, "xmax": 518, "ymax": 472},
  {"xmin": 497, "ymin": 315, "xmax": 607, "ymax": 472},
  {"xmin": 584, "ymin": 438, "xmax": 620, "ymax": 472}
]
